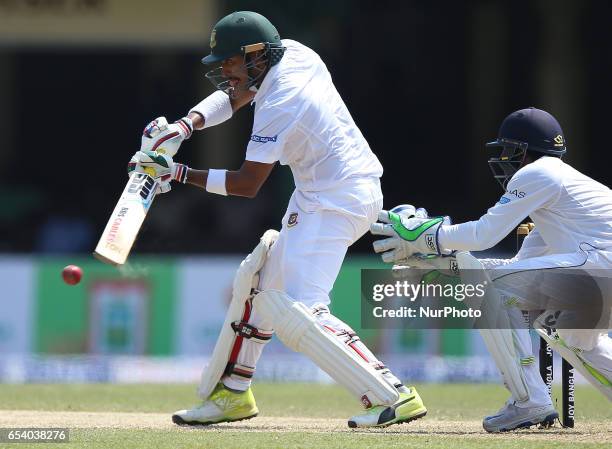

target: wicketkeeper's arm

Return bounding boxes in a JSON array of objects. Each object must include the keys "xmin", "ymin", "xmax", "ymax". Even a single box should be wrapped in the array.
[{"xmin": 439, "ymin": 166, "xmax": 561, "ymax": 252}]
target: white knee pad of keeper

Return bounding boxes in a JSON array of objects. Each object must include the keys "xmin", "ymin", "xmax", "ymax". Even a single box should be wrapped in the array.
[
  {"xmin": 253, "ymin": 290, "xmax": 400, "ymax": 407},
  {"xmin": 198, "ymin": 229, "xmax": 279, "ymax": 399}
]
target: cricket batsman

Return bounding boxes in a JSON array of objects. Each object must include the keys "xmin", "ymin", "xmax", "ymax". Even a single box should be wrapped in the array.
[
  {"xmin": 127, "ymin": 11, "xmax": 426, "ymax": 428},
  {"xmin": 371, "ymin": 107, "xmax": 612, "ymax": 431}
]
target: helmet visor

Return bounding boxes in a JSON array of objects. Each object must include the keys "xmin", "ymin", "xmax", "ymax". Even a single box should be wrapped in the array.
[
  {"xmin": 487, "ymin": 139, "xmax": 528, "ymax": 189},
  {"xmin": 204, "ymin": 45, "xmax": 277, "ymax": 97}
]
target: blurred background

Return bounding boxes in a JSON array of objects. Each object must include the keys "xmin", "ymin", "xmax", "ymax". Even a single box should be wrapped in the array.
[{"xmin": 0, "ymin": 0, "xmax": 609, "ymax": 383}]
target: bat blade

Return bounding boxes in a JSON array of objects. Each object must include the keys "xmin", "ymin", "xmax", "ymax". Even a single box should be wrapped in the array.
[{"xmin": 93, "ymin": 172, "xmax": 158, "ymax": 265}]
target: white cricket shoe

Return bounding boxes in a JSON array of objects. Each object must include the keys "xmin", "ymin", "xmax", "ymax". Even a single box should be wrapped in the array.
[
  {"xmin": 483, "ymin": 402, "xmax": 558, "ymax": 433},
  {"xmin": 348, "ymin": 387, "xmax": 427, "ymax": 428},
  {"xmin": 172, "ymin": 383, "xmax": 258, "ymax": 426}
]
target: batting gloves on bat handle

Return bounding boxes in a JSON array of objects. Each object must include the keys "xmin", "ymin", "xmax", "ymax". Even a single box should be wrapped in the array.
[
  {"xmin": 140, "ymin": 116, "xmax": 193, "ymax": 158},
  {"xmin": 127, "ymin": 150, "xmax": 189, "ymax": 194},
  {"xmin": 370, "ymin": 210, "xmax": 452, "ymax": 263}
]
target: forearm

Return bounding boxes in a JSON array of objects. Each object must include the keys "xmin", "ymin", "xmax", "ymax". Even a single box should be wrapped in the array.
[
  {"xmin": 187, "ymin": 112, "xmax": 205, "ymax": 130},
  {"xmin": 184, "ymin": 168, "xmax": 262, "ymax": 198},
  {"xmin": 188, "ymin": 91, "xmax": 234, "ymax": 131},
  {"xmin": 439, "ymin": 222, "xmax": 489, "ymax": 252},
  {"xmin": 185, "ymin": 168, "xmax": 209, "ymax": 189},
  {"xmin": 439, "ymin": 218, "xmax": 513, "ymax": 252}
]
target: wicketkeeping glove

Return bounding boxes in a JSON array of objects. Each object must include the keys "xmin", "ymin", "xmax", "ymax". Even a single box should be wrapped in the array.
[
  {"xmin": 392, "ymin": 252, "xmax": 463, "ymax": 280},
  {"xmin": 140, "ymin": 116, "xmax": 193, "ymax": 157},
  {"xmin": 370, "ymin": 210, "xmax": 451, "ymax": 263},
  {"xmin": 389, "ymin": 204, "xmax": 429, "ymax": 220},
  {"xmin": 127, "ymin": 150, "xmax": 188, "ymax": 194}
]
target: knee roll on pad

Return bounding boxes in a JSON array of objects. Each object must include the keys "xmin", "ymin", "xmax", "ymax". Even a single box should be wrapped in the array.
[{"xmin": 253, "ymin": 290, "xmax": 400, "ymax": 407}]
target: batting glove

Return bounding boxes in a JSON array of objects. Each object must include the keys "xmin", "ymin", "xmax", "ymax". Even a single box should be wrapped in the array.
[
  {"xmin": 140, "ymin": 116, "xmax": 193, "ymax": 157},
  {"xmin": 127, "ymin": 150, "xmax": 188, "ymax": 194}
]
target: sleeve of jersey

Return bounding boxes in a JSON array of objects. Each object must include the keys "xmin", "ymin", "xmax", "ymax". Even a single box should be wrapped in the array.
[
  {"xmin": 478, "ymin": 228, "xmax": 548, "ymax": 269},
  {"xmin": 438, "ymin": 166, "xmax": 561, "ymax": 251},
  {"xmin": 245, "ymin": 107, "xmax": 294, "ymax": 164}
]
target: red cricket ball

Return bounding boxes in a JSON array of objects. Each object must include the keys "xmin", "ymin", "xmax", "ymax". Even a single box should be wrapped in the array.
[{"xmin": 62, "ymin": 265, "xmax": 83, "ymax": 285}]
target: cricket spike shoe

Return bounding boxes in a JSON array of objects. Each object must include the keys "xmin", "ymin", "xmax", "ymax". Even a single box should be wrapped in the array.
[
  {"xmin": 172, "ymin": 383, "xmax": 258, "ymax": 426},
  {"xmin": 347, "ymin": 386, "xmax": 427, "ymax": 428},
  {"xmin": 483, "ymin": 402, "xmax": 558, "ymax": 432}
]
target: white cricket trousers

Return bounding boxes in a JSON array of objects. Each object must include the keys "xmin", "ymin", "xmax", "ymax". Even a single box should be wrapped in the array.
[
  {"xmin": 492, "ymin": 249, "xmax": 612, "ymax": 406},
  {"xmin": 222, "ymin": 179, "xmax": 386, "ymax": 391}
]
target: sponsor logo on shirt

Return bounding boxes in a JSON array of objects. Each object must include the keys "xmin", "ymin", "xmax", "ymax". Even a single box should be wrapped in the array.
[
  {"xmin": 250, "ymin": 134, "xmax": 278, "ymax": 143},
  {"xmin": 287, "ymin": 212, "xmax": 299, "ymax": 227},
  {"xmin": 498, "ymin": 196, "xmax": 511, "ymax": 204},
  {"xmin": 506, "ymin": 189, "xmax": 526, "ymax": 198}
]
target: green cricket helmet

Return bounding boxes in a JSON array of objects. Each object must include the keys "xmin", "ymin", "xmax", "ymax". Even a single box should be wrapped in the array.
[{"xmin": 202, "ymin": 11, "xmax": 285, "ymax": 94}]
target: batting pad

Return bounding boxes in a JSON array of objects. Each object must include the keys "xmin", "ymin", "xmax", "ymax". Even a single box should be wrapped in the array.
[
  {"xmin": 479, "ymin": 328, "xmax": 530, "ymax": 402},
  {"xmin": 535, "ymin": 326, "xmax": 612, "ymax": 401},
  {"xmin": 457, "ymin": 252, "xmax": 530, "ymax": 403},
  {"xmin": 198, "ymin": 229, "xmax": 279, "ymax": 399},
  {"xmin": 253, "ymin": 290, "xmax": 400, "ymax": 407}
]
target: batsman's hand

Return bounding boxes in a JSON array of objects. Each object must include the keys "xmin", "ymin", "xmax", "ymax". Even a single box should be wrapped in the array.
[
  {"xmin": 127, "ymin": 150, "xmax": 185, "ymax": 194},
  {"xmin": 140, "ymin": 116, "xmax": 193, "ymax": 157},
  {"xmin": 370, "ymin": 210, "xmax": 451, "ymax": 263}
]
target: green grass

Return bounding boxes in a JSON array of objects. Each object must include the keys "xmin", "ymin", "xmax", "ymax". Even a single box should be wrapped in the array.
[
  {"xmin": 1, "ymin": 383, "xmax": 609, "ymax": 421},
  {"xmin": 0, "ymin": 383, "xmax": 610, "ymax": 449},
  {"xmin": 64, "ymin": 429, "xmax": 610, "ymax": 449}
]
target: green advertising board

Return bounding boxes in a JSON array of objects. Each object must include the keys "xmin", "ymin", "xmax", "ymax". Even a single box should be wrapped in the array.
[{"xmin": 36, "ymin": 258, "xmax": 175, "ymax": 355}]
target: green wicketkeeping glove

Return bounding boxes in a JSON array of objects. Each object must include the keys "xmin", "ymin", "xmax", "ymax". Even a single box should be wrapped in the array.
[{"xmin": 370, "ymin": 210, "xmax": 451, "ymax": 263}]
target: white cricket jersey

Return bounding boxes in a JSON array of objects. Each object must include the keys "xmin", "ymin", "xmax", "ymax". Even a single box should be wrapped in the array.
[
  {"xmin": 246, "ymin": 40, "xmax": 383, "ymax": 210},
  {"xmin": 439, "ymin": 156, "xmax": 612, "ymax": 254}
]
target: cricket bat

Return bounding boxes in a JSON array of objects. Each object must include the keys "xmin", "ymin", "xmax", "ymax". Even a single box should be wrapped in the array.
[{"xmin": 93, "ymin": 172, "xmax": 158, "ymax": 265}]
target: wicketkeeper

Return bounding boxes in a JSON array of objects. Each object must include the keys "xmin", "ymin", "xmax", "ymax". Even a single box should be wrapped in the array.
[
  {"xmin": 128, "ymin": 11, "xmax": 426, "ymax": 428},
  {"xmin": 371, "ymin": 107, "xmax": 612, "ymax": 432}
]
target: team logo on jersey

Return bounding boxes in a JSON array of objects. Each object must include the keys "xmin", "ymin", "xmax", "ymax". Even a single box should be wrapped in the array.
[
  {"xmin": 210, "ymin": 29, "xmax": 217, "ymax": 48},
  {"xmin": 498, "ymin": 196, "xmax": 511, "ymax": 204},
  {"xmin": 553, "ymin": 134, "xmax": 564, "ymax": 147},
  {"xmin": 250, "ymin": 134, "xmax": 278, "ymax": 143},
  {"xmin": 287, "ymin": 212, "xmax": 299, "ymax": 227}
]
